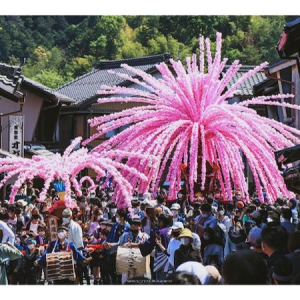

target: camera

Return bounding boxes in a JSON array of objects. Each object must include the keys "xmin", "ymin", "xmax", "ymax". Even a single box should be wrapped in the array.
[{"xmin": 275, "ymin": 145, "xmax": 300, "ymax": 193}]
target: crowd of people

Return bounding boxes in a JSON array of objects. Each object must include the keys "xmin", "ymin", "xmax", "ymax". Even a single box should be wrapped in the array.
[{"xmin": 1, "ymin": 180, "xmax": 300, "ymax": 285}]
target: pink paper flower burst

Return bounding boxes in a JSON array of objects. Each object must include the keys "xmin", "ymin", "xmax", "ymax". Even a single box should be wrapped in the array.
[
  {"xmin": 84, "ymin": 32, "xmax": 300, "ymax": 203},
  {"xmin": 79, "ymin": 176, "xmax": 97, "ymax": 192},
  {"xmin": 0, "ymin": 137, "xmax": 157, "ymax": 208}
]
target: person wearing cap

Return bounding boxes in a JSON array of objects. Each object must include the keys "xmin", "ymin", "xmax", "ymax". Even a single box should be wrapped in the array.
[
  {"xmin": 247, "ymin": 226, "xmax": 268, "ymax": 261},
  {"xmin": 156, "ymin": 222, "xmax": 183, "ymax": 274},
  {"xmin": 24, "ymin": 238, "xmax": 40, "ymax": 284},
  {"xmin": 195, "ymin": 203, "xmax": 218, "ymax": 238},
  {"xmin": 173, "ymin": 228, "xmax": 201, "ymax": 269},
  {"xmin": 105, "ymin": 217, "xmax": 149, "ymax": 251},
  {"xmin": 170, "ymin": 203, "xmax": 185, "ymax": 224},
  {"xmin": 62, "ymin": 208, "xmax": 84, "ymax": 250},
  {"xmin": 34, "ymin": 225, "xmax": 91, "ymax": 284},
  {"xmin": 104, "ymin": 217, "xmax": 150, "ymax": 283}
]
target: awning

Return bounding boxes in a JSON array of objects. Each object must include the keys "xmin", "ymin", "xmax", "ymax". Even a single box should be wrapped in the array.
[
  {"xmin": 0, "ymin": 148, "xmax": 17, "ymax": 158},
  {"xmin": 25, "ymin": 148, "xmax": 56, "ymax": 158}
]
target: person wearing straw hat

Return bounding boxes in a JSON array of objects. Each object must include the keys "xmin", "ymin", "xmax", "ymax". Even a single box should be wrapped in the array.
[{"xmin": 174, "ymin": 228, "xmax": 201, "ymax": 269}]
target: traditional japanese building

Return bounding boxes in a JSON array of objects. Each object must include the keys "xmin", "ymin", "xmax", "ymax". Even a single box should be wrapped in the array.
[
  {"xmin": 55, "ymin": 54, "xmax": 172, "ymax": 150},
  {"xmin": 0, "ymin": 62, "xmax": 75, "ymax": 156}
]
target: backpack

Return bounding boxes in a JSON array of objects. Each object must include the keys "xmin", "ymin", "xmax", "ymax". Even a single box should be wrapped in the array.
[{"xmin": 214, "ymin": 224, "xmax": 226, "ymax": 247}]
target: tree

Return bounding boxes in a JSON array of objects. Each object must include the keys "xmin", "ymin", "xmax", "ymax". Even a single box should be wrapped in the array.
[
  {"xmin": 147, "ymin": 35, "xmax": 191, "ymax": 60},
  {"xmin": 65, "ymin": 56, "xmax": 94, "ymax": 79},
  {"xmin": 32, "ymin": 69, "xmax": 65, "ymax": 88},
  {"xmin": 0, "ymin": 15, "xmax": 295, "ymax": 88},
  {"xmin": 116, "ymin": 24, "xmax": 146, "ymax": 59}
]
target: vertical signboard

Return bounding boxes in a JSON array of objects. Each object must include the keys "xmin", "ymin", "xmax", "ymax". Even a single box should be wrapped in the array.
[
  {"xmin": 47, "ymin": 215, "xmax": 59, "ymax": 242},
  {"xmin": 8, "ymin": 115, "xmax": 24, "ymax": 157}
]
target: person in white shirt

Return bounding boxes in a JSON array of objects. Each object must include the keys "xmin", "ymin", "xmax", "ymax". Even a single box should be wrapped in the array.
[
  {"xmin": 217, "ymin": 206, "xmax": 232, "ymax": 232},
  {"xmin": 167, "ymin": 222, "xmax": 183, "ymax": 271},
  {"xmin": 0, "ymin": 213, "xmax": 15, "ymax": 244},
  {"xmin": 62, "ymin": 208, "xmax": 84, "ymax": 250},
  {"xmin": 155, "ymin": 222, "xmax": 183, "ymax": 274}
]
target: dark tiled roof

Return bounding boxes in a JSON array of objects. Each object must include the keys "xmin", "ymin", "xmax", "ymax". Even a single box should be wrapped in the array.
[
  {"xmin": 55, "ymin": 54, "xmax": 172, "ymax": 107},
  {"xmin": 223, "ymin": 65, "xmax": 268, "ymax": 96},
  {"xmin": 0, "ymin": 63, "xmax": 75, "ymax": 104},
  {"xmin": 23, "ymin": 77, "xmax": 75, "ymax": 104},
  {"xmin": 0, "ymin": 63, "xmax": 15, "ymax": 77},
  {"xmin": 0, "ymin": 64, "xmax": 25, "ymax": 102}
]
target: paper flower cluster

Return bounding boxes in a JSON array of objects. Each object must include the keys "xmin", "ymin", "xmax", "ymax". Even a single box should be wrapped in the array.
[
  {"xmin": 0, "ymin": 137, "xmax": 157, "ymax": 208},
  {"xmin": 83, "ymin": 32, "xmax": 300, "ymax": 203}
]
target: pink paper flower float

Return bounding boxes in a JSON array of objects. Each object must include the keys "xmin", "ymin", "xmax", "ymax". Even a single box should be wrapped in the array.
[
  {"xmin": 79, "ymin": 176, "xmax": 97, "ymax": 192},
  {"xmin": 83, "ymin": 32, "xmax": 300, "ymax": 203},
  {"xmin": 0, "ymin": 137, "xmax": 157, "ymax": 208}
]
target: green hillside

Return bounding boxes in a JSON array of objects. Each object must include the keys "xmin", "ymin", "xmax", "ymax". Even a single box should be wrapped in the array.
[{"xmin": 0, "ymin": 15, "xmax": 296, "ymax": 88}]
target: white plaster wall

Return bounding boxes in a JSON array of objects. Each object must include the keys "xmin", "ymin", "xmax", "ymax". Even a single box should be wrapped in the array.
[{"xmin": 0, "ymin": 90, "xmax": 43, "ymax": 151}]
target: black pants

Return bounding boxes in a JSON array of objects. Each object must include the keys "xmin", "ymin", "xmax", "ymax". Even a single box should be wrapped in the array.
[
  {"xmin": 53, "ymin": 279, "xmax": 74, "ymax": 285},
  {"xmin": 77, "ymin": 263, "xmax": 90, "ymax": 285},
  {"xmin": 25, "ymin": 266, "xmax": 37, "ymax": 285},
  {"xmin": 11, "ymin": 269, "xmax": 26, "ymax": 285},
  {"xmin": 99, "ymin": 258, "xmax": 110, "ymax": 284},
  {"xmin": 107, "ymin": 254, "xmax": 121, "ymax": 284}
]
